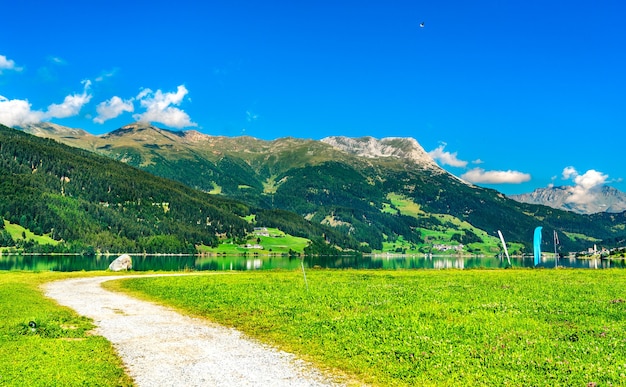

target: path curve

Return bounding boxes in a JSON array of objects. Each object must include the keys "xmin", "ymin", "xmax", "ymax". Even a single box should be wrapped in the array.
[{"xmin": 43, "ymin": 275, "xmax": 344, "ymax": 387}]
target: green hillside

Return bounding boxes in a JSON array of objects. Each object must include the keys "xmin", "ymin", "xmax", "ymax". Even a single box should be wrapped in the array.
[
  {"xmin": 0, "ymin": 125, "xmax": 353, "ymax": 254},
  {"xmin": 17, "ymin": 122, "xmax": 626, "ymax": 254}
]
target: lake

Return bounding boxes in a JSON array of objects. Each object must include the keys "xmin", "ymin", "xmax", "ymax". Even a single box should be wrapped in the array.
[{"xmin": 1, "ymin": 253, "xmax": 623, "ymax": 272}]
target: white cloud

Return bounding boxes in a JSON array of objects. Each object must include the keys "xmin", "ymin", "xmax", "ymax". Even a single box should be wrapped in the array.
[
  {"xmin": 428, "ymin": 143, "xmax": 468, "ymax": 168},
  {"xmin": 561, "ymin": 167, "xmax": 608, "ymax": 205},
  {"xmin": 0, "ymin": 96, "xmax": 44, "ymax": 127},
  {"xmin": 572, "ymin": 169, "xmax": 608, "ymax": 189},
  {"xmin": 44, "ymin": 80, "xmax": 92, "ymax": 119},
  {"xmin": 461, "ymin": 168, "xmax": 531, "ymax": 184},
  {"xmin": 0, "ymin": 81, "xmax": 92, "ymax": 127},
  {"xmin": 94, "ymin": 96, "xmax": 134, "ymax": 124},
  {"xmin": 0, "ymin": 54, "xmax": 22, "ymax": 73},
  {"xmin": 562, "ymin": 166, "xmax": 578, "ymax": 180},
  {"xmin": 133, "ymin": 85, "xmax": 196, "ymax": 128},
  {"xmin": 1, "ymin": 77, "xmax": 195, "ymax": 129}
]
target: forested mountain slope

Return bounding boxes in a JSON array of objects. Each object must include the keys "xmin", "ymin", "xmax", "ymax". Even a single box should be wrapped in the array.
[
  {"xmin": 18, "ymin": 122, "xmax": 626, "ymax": 253},
  {"xmin": 0, "ymin": 124, "xmax": 355, "ymax": 254}
]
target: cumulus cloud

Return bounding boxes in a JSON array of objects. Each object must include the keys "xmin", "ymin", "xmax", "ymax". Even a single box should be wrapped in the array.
[
  {"xmin": 94, "ymin": 96, "xmax": 134, "ymax": 124},
  {"xmin": 0, "ymin": 96, "xmax": 44, "ymax": 127},
  {"xmin": 0, "ymin": 54, "xmax": 22, "ymax": 73},
  {"xmin": 572, "ymin": 169, "xmax": 607, "ymax": 189},
  {"xmin": 428, "ymin": 143, "xmax": 468, "ymax": 168},
  {"xmin": 428, "ymin": 143, "xmax": 531, "ymax": 185},
  {"xmin": 461, "ymin": 168, "xmax": 531, "ymax": 184},
  {"xmin": 133, "ymin": 85, "xmax": 196, "ymax": 128},
  {"xmin": 561, "ymin": 167, "xmax": 608, "ymax": 205},
  {"xmin": 0, "ymin": 75, "xmax": 195, "ymax": 129},
  {"xmin": 562, "ymin": 166, "xmax": 578, "ymax": 180},
  {"xmin": 0, "ymin": 80, "xmax": 92, "ymax": 127},
  {"xmin": 44, "ymin": 80, "xmax": 92, "ymax": 119}
]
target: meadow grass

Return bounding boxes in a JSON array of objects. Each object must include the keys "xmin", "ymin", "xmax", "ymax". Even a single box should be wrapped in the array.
[
  {"xmin": 198, "ymin": 227, "xmax": 309, "ymax": 254},
  {"xmin": 3, "ymin": 220, "xmax": 58, "ymax": 246},
  {"xmin": 386, "ymin": 193, "xmax": 423, "ymax": 217},
  {"xmin": 256, "ymin": 231, "xmax": 309, "ymax": 253},
  {"xmin": 0, "ymin": 271, "xmax": 133, "ymax": 387},
  {"xmin": 113, "ymin": 269, "xmax": 626, "ymax": 386}
]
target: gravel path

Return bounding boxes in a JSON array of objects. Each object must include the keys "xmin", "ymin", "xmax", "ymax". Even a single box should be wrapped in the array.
[{"xmin": 43, "ymin": 275, "xmax": 345, "ymax": 387}]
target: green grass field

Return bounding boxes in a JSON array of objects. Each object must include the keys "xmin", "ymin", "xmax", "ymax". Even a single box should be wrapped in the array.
[
  {"xmin": 0, "ymin": 271, "xmax": 132, "ymax": 386},
  {"xmin": 3, "ymin": 220, "xmax": 58, "ymax": 246},
  {"xmin": 4, "ymin": 268, "xmax": 626, "ymax": 386},
  {"xmin": 198, "ymin": 227, "xmax": 309, "ymax": 254},
  {"xmin": 113, "ymin": 269, "xmax": 626, "ymax": 386}
]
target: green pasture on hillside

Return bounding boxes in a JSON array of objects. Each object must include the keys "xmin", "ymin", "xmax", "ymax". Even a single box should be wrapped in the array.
[
  {"xmin": 381, "ymin": 194, "xmax": 513, "ymax": 256},
  {"xmin": 3, "ymin": 220, "xmax": 58, "ymax": 246},
  {"xmin": 0, "ymin": 272, "xmax": 132, "ymax": 386},
  {"xmin": 385, "ymin": 193, "xmax": 423, "ymax": 217},
  {"xmin": 198, "ymin": 227, "xmax": 309, "ymax": 254},
  {"xmin": 113, "ymin": 269, "xmax": 626, "ymax": 386}
]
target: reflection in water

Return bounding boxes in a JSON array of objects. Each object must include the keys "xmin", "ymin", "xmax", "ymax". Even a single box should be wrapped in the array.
[
  {"xmin": 0, "ymin": 254, "xmax": 113, "ymax": 271},
  {"xmin": 1, "ymin": 253, "xmax": 625, "ymax": 272}
]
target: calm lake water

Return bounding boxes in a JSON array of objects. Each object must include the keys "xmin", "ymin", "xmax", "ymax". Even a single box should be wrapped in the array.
[{"xmin": 1, "ymin": 254, "xmax": 624, "ymax": 272}]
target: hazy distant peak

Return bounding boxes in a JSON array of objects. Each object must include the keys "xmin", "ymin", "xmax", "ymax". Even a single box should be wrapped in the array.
[
  {"xmin": 509, "ymin": 185, "xmax": 626, "ymax": 214},
  {"xmin": 19, "ymin": 122, "xmax": 94, "ymax": 138},
  {"xmin": 321, "ymin": 136, "xmax": 437, "ymax": 167},
  {"xmin": 103, "ymin": 122, "xmax": 186, "ymax": 140}
]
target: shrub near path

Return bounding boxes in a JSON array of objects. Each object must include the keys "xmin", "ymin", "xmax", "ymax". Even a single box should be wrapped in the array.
[
  {"xmin": 114, "ymin": 269, "xmax": 626, "ymax": 386},
  {"xmin": 0, "ymin": 271, "xmax": 132, "ymax": 387}
]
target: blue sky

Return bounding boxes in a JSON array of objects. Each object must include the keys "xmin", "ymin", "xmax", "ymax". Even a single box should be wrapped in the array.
[{"xmin": 1, "ymin": 0, "xmax": 624, "ymax": 198}]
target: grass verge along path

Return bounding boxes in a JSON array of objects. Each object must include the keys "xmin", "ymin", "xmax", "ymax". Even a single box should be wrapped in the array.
[
  {"xmin": 0, "ymin": 271, "xmax": 132, "ymax": 387},
  {"xmin": 114, "ymin": 269, "xmax": 626, "ymax": 386},
  {"xmin": 48, "ymin": 275, "xmax": 343, "ymax": 386}
]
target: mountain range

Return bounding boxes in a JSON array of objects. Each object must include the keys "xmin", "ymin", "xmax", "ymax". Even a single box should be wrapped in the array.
[
  {"xmin": 0, "ymin": 123, "xmax": 356, "ymax": 254},
  {"xmin": 12, "ymin": 122, "xmax": 626, "ymax": 254},
  {"xmin": 509, "ymin": 186, "xmax": 626, "ymax": 215}
]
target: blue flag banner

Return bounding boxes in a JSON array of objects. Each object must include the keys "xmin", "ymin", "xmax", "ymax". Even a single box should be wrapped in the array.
[{"xmin": 533, "ymin": 226, "xmax": 543, "ymax": 266}]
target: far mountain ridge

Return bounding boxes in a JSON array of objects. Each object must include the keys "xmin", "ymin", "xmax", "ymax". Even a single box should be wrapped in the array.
[
  {"xmin": 509, "ymin": 185, "xmax": 626, "ymax": 215},
  {"xmin": 21, "ymin": 122, "xmax": 442, "ymax": 167},
  {"xmin": 20, "ymin": 122, "xmax": 453, "ymax": 193},
  {"xmin": 16, "ymin": 121, "xmax": 626, "ymax": 253},
  {"xmin": 21, "ymin": 121, "xmax": 96, "ymax": 140}
]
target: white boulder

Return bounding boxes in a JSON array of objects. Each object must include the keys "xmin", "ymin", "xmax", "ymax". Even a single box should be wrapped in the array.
[{"xmin": 109, "ymin": 254, "xmax": 132, "ymax": 271}]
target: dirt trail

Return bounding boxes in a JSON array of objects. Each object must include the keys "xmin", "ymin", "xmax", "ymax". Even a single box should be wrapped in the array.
[{"xmin": 43, "ymin": 275, "xmax": 344, "ymax": 387}]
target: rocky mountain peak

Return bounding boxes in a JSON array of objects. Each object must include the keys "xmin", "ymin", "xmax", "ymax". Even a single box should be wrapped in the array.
[
  {"xmin": 320, "ymin": 136, "xmax": 439, "ymax": 169},
  {"xmin": 509, "ymin": 185, "xmax": 626, "ymax": 214}
]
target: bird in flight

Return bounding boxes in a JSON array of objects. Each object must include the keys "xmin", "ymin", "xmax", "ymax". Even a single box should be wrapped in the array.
[{"xmin": 420, "ymin": 22, "xmax": 425, "ymax": 28}]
